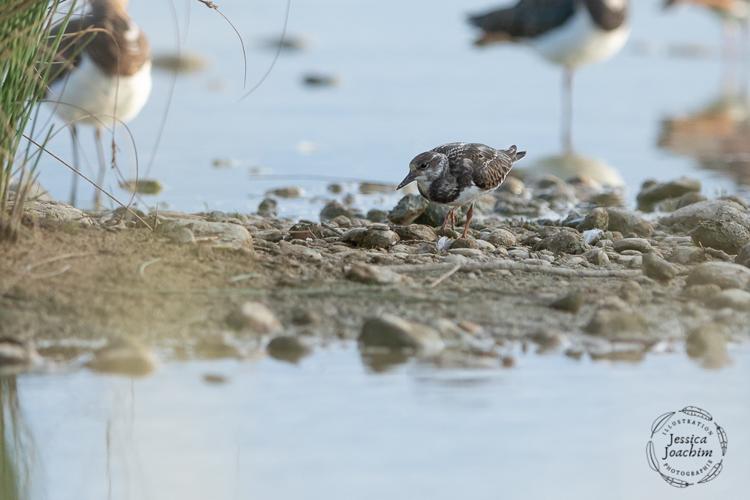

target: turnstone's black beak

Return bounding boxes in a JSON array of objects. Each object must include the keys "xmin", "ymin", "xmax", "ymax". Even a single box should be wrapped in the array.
[{"xmin": 397, "ymin": 172, "xmax": 416, "ymax": 190}]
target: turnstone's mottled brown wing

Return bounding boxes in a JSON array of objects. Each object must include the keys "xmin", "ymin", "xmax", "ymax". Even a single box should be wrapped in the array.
[
  {"xmin": 468, "ymin": 0, "xmax": 577, "ymax": 42},
  {"xmin": 468, "ymin": 145, "xmax": 517, "ymax": 190}
]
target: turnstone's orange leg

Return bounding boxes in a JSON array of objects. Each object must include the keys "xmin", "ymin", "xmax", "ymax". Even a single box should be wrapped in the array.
[
  {"xmin": 441, "ymin": 208, "xmax": 453, "ymax": 232},
  {"xmin": 461, "ymin": 203, "xmax": 474, "ymax": 239},
  {"xmin": 441, "ymin": 208, "xmax": 458, "ymax": 232}
]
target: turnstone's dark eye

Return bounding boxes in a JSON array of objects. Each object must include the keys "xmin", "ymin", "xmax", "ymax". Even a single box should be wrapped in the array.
[{"xmin": 419, "ymin": 163, "xmax": 428, "ymax": 170}]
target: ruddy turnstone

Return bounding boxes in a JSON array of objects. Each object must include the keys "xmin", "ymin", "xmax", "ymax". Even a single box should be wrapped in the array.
[
  {"xmin": 397, "ymin": 143, "xmax": 526, "ymax": 238},
  {"xmin": 468, "ymin": 0, "xmax": 630, "ymax": 150},
  {"xmin": 47, "ymin": 0, "xmax": 151, "ymax": 207},
  {"xmin": 665, "ymin": 0, "xmax": 749, "ymax": 52}
]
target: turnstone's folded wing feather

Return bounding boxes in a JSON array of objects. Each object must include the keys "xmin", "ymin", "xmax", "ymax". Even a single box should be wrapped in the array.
[
  {"xmin": 464, "ymin": 144, "xmax": 517, "ymax": 190},
  {"xmin": 468, "ymin": 0, "xmax": 577, "ymax": 41}
]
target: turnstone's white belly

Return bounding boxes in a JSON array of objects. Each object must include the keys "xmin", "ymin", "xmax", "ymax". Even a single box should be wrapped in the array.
[
  {"xmin": 529, "ymin": 7, "xmax": 630, "ymax": 68},
  {"xmin": 48, "ymin": 55, "xmax": 152, "ymax": 125},
  {"xmin": 446, "ymin": 185, "xmax": 488, "ymax": 207}
]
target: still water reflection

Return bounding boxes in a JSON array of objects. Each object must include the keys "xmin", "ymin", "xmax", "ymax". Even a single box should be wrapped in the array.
[
  {"xmin": 31, "ymin": 0, "xmax": 749, "ymax": 217},
  {"xmin": 4, "ymin": 345, "xmax": 750, "ymax": 500},
  {"xmin": 659, "ymin": 77, "xmax": 750, "ymax": 187}
]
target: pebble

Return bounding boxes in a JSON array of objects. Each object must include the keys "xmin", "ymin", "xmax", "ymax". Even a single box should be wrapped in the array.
[
  {"xmin": 359, "ymin": 182, "xmax": 396, "ymax": 194},
  {"xmin": 606, "ymin": 208, "xmax": 654, "ymax": 237},
  {"xmin": 584, "ymin": 309, "xmax": 648, "ymax": 337},
  {"xmin": 473, "ymin": 239, "xmax": 496, "ymax": 252},
  {"xmin": 708, "ymin": 289, "xmax": 750, "ymax": 310},
  {"xmin": 87, "ymin": 338, "xmax": 157, "ymax": 377},
  {"xmin": 391, "ymin": 224, "xmax": 437, "ymax": 242},
  {"xmin": 302, "ymin": 73, "xmax": 339, "ymax": 87},
  {"xmin": 534, "ymin": 229, "xmax": 586, "ymax": 254},
  {"xmin": 0, "ymin": 338, "xmax": 38, "ymax": 371},
  {"xmin": 254, "ymin": 229, "xmax": 283, "ymax": 242},
  {"xmin": 484, "ymin": 228, "xmax": 516, "ymax": 247},
  {"xmin": 159, "ymin": 218, "xmax": 253, "ymax": 251},
  {"xmin": 686, "ymin": 261, "xmax": 750, "ymax": 289},
  {"xmin": 388, "ymin": 194, "xmax": 428, "ymax": 225},
  {"xmin": 226, "ymin": 302, "xmax": 282, "ymax": 334},
  {"xmin": 529, "ymin": 330, "xmax": 562, "ymax": 352},
  {"xmin": 736, "ymin": 242, "xmax": 750, "ymax": 268},
  {"xmin": 202, "ymin": 373, "xmax": 228, "ymax": 385},
  {"xmin": 279, "ymin": 240, "xmax": 323, "ymax": 261},
  {"xmin": 578, "ymin": 207, "xmax": 609, "ymax": 230},
  {"xmin": 291, "ymin": 308, "xmax": 321, "ymax": 326},
  {"xmin": 642, "ymin": 252, "xmax": 678, "ymax": 282},
  {"xmin": 613, "ymin": 238, "xmax": 652, "ymax": 253},
  {"xmin": 257, "ymin": 198, "xmax": 278, "ymax": 217},
  {"xmin": 509, "ymin": 248, "xmax": 530, "ymax": 260},
  {"xmin": 549, "ymin": 291, "xmax": 584, "ymax": 313},
  {"xmin": 167, "ymin": 226, "xmax": 196, "ymax": 245},
  {"xmin": 359, "ymin": 315, "xmax": 445, "ymax": 354},
  {"xmin": 267, "ymin": 336, "xmax": 311, "ymax": 363},
  {"xmin": 449, "ymin": 248, "xmax": 484, "ymax": 258},
  {"xmin": 585, "ymin": 248, "xmax": 610, "ymax": 266},
  {"xmin": 23, "ymin": 200, "xmax": 95, "ymax": 226},
  {"xmin": 618, "ymin": 281, "xmax": 644, "ymax": 304},
  {"xmin": 341, "ymin": 227, "xmax": 368, "ymax": 245},
  {"xmin": 667, "ymin": 246, "xmax": 705, "ymax": 265},
  {"xmin": 450, "ymin": 238, "xmax": 480, "ymax": 250},
  {"xmin": 345, "ymin": 262, "xmax": 403, "ymax": 285},
  {"xmin": 682, "ymin": 284, "xmax": 721, "ymax": 302},
  {"xmin": 637, "ymin": 177, "xmax": 701, "ymax": 211},
  {"xmin": 266, "ymin": 186, "xmax": 302, "ymax": 198},
  {"xmin": 660, "ymin": 199, "xmax": 750, "ymax": 253},
  {"xmin": 360, "ymin": 228, "xmax": 400, "ymax": 249},
  {"xmin": 366, "ymin": 209, "xmax": 388, "ymax": 223},
  {"xmin": 319, "ymin": 201, "xmax": 353, "ymax": 222}
]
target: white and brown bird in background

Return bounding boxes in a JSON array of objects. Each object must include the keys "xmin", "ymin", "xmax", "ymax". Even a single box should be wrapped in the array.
[
  {"xmin": 664, "ymin": 0, "xmax": 749, "ymax": 54},
  {"xmin": 397, "ymin": 143, "xmax": 526, "ymax": 238},
  {"xmin": 468, "ymin": 0, "xmax": 630, "ymax": 151},
  {"xmin": 46, "ymin": 0, "xmax": 151, "ymax": 207}
]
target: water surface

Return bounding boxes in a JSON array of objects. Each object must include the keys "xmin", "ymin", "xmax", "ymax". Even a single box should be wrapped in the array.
[
  {"xmin": 33, "ymin": 0, "xmax": 750, "ymax": 218},
  {"xmin": 2, "ymin": 345, "xmax": 748, "ymax": 500}
]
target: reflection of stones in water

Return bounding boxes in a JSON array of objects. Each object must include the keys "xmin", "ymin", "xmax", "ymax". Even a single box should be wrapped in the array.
[
  {"xmin": 86, "ymin": 338, "xmax": 158, "ymax": 377},
  {"xmin": 359, "ymin": 350, "xmax": 411, "ymax": 373},
  {"xmin": 266, "ymin": 336, "xmax": 312, "ymax": 364},
  {"xmin": 659, "ymin": 91, "xmax": 750, "ymax": 184},
  {"xmin": 523, "ymin": 153, "xmax": 625, "ymax": 189},
  {"xmin": 686, "ymin": 324, "xmax": 730, "ymax": 369}
]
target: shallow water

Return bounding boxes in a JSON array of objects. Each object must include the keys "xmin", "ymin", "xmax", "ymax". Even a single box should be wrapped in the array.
[
  {"xmin": 2, "ymin": 345, "xmax": 748, "ymax": 500},
  {"xmin": 33, "ymin": 0, "xmax": 750, "ymax": 218}
]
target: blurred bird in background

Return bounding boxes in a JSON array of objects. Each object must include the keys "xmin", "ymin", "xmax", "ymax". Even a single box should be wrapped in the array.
[
  {"xmin": 468, "ymin": 0, "xmax": 630, "ymax": 152},
  {"xmin": 664, "ymin": 0, "xmax": 749, "ymax": 57},
  {"xmin": 46, "ymin": 0, "xmax": 151, "ymax": 208}
]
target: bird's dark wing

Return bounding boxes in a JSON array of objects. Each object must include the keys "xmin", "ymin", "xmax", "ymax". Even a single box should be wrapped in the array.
[
  {"xmin": 468, "ymin": 0, "xmax": 577, "ymax": 41},
  {"xmin": 447, "ymin": 144, "xmax": 518, "ymax": 190},
  {"xmin": 46, "ymin": 10, "xmax": 149, "ymax": 90},
  {"xmin": 47, "ymin": 17, "xmax": 96, "ymax": 88}
]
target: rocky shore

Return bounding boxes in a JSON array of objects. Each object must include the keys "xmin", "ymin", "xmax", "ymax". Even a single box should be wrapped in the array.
[{"xmin": 1, "ymin": 172, "xmax": 748, "ymax": 374}]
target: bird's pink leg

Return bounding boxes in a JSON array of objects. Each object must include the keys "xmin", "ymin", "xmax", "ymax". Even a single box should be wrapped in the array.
[
  {"xmin": 441, "ymin": 208, "xmax": 456, "ymax": 231},
  {"xmin": 461, "ymin": 203, "xmax": 474, "ymax": 239}
]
